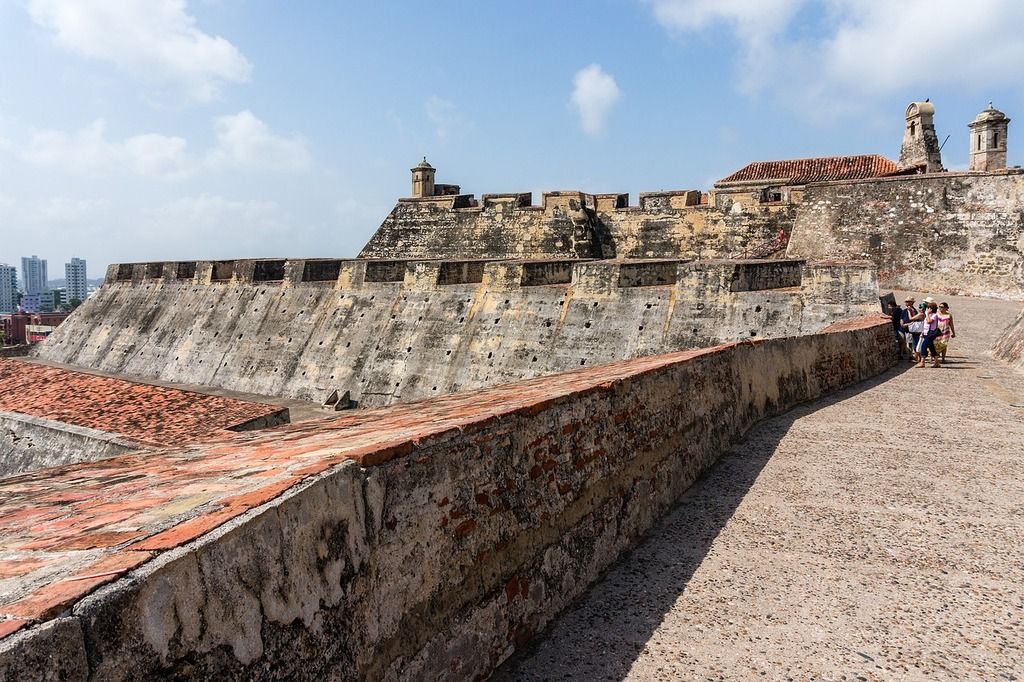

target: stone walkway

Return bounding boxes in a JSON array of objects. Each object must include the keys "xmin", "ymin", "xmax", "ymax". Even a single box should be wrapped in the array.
[{"xmin": 496, "ymin": 294, "xmax": 1024, "ymax": 681}]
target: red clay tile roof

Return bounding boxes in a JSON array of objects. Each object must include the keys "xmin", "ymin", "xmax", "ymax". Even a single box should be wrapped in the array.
[
  {"xmin": 717, "ymin": 154, "xmax": 899, "ymax": 185},
  {"xmin": 0, "ymin": 359, "xmax": 285, "ymax": 447},
  {"xmin": 0, "ymin": 314, "xmax": 891, "ymax": 636}
]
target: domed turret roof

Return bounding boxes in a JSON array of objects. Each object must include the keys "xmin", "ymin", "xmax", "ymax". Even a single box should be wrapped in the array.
[
  {"xmin": 972, "ymin": 103, "xmax": 1009, "ymax": 124},
  {"xmin": 413, "ymin": 157, "xmax": 434, "ymax": 170}
]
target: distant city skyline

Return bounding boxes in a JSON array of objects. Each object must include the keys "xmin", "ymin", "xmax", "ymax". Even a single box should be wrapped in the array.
[{"xmin": 2, "ymin": 1, "xmax": 1024, "ymax": 273}]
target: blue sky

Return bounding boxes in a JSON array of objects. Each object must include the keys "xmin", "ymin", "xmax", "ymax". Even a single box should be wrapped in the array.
[{"xmin": 2, "ymin": 0, "xmax": 1023, "ymax": 278}]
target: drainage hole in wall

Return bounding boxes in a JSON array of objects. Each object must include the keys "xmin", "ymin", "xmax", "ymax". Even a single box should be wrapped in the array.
[
  {"xmin": 580, "ymin": 359, "xmax": 586, "ymax": 365},
  {"xmin": 584, "ymin": 322, "xmax": 591, "ymax": 329}
]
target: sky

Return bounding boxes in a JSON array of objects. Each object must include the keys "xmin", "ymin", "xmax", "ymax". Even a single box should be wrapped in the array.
[{"xmin": 2, "ymin": 0, "xmax": 1024, "ymax": 279}]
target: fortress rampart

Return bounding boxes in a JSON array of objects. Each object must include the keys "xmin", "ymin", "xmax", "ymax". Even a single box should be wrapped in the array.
[
  {"xmin": 788, "ymin": 169, "xmax": 1024, "ymax": 299},
  {"xmin": 34, "ymin": 257, "xmax": 877, "ymax": 408},
  {"xmin": 360, "ymin": 190, "xmax": 795, "ymax": 261},
  {"xmin": 0, "ymin": 315, "xmax": 896, "ymax": 681},
  {"xmin": 361, "ymin": 165, "xmax": 1024, "ymax": 300}
]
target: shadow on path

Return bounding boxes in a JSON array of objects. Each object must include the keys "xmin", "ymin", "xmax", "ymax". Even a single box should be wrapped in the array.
[{"xmin": 494, "ymin": 364, "xmax": 910, "ymax": 681}]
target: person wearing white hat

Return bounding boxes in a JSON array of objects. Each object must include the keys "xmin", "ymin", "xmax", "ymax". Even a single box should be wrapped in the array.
[{"xmin": 900, "ymin": 296, "xmax": 923, "ymax": 362}]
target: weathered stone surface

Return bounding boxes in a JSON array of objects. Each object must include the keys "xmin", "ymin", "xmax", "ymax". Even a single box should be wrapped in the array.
[
  {"xmin": 360, "ymin": 191, "xmax": 795, "ymax": 261},
  {"xmin": 0, "ymin": 315, "xmax": 896, "ymax": 680},
  {"xmin": 35, "ymin": 258, "xmax": 876, "ymax": 408},
  {"xmin": 994, "ymin": 307, "xmax": 1024, "ymax": 370},
  {"xmin": 788, "ymin": 170, "xmax": 1024, "ymax": 298},
  {"xmin": 0, "ymin": 412, "xmax": 137, "ymax": 478},
  {"xmin": 0, "ymin": 617, "xmax": 87, "ymax": 682},
  {"xmin": 495, "ymin": 293, "xmax": 1024, "ymax": 681}
]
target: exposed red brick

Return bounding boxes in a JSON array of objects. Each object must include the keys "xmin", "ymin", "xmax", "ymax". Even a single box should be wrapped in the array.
[
  {"xmin": 0, "ymin": 618, "xmax": 30, "ymax": 640},
  {"xmin": 128, "ymin": 509, "xmax": 239, "ymax": 551},
  {"xmin": 4, "ymin": 551, "xmax": 152, "ymax": 621},
  {"xmin": 0, "ymin": 559, "xmax": 47, "ymax": 580},
  {"xmin": 0, "ymin": 358, "xmax": 283, "ymax": 446}
]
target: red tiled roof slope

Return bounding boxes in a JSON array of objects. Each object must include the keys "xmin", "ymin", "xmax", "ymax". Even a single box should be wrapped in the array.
[
  {"xmin": 0, "ymin": 359, "xmax": 284, "ymax": 446},
  {"xmin": 717, "ymin": 154, "xmax": 899, "ymax": 185}
]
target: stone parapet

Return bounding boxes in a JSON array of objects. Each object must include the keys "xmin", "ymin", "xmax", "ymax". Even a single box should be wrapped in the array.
[{"xmin": 0, "ymin": 315, "xmax": 897, "ymax": 680}]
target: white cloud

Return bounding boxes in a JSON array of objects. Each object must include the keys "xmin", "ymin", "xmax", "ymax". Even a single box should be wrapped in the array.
[
  {"xmin": 36, "ymin": 197, "xmax": 110, "ymax": 223},
  {"xmin": 27, "ymin": 0, "xmax": 252, "ymax": 102},
  {"xmin": 206, "ymin": 111, "xmax": 311, "ymax": 171},
  {"xmin": 425, "ymin": 96, "xmax": 467, "ymax": 141},
  {"xmin": 646, "ymin": 0, "xmax": 1024, "ymax": 115},
  {"xmin": 21, "ymin": 112, "xmax": 310, "ymax": 178},
  {"xmin": 23, "ymin": 120, "xmax": 191, "ymax": 179},
  {"xmin": 570, "ymin": 64, "xmax": 622, "ymax": 135},
  {"xmin": 148, "ymin": 195, "xmax": 282, "ymax": 234}
]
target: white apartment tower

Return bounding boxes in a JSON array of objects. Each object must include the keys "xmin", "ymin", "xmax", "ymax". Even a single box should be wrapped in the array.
[
  {"xmin": 20, "ymin": 255, "xmax": 47, "ymax": 295},
  {"xmin": 65, "ymin": 257, "xmax": 88, "ymax": 301}
]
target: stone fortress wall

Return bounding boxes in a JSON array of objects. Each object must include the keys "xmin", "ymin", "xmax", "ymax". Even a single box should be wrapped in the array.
[
  {"xmin": 787, "ymin": 170, "xmax": 1024, "ymax": 299},
  {"xmin": 35, "ymin": 256, "xmax": 877, "ymax": 409},
  {"xmin": 361, "ymin": 190, "xmax": 795, "ymax": 262},
  {"xmin": 0, "ymin": 314, "xmax": 896, "ymax": 682},
  {"xmin": 994, "ymin": 308, "xmax": 1024, "ymax": 369},
  {"xmin": 364, "ymin": 171, "xmax": 1024, "ymax": 301}
]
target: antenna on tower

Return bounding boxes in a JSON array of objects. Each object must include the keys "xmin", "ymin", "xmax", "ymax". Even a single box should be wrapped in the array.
[{"xmin": 938, "ymin": 134, "xmax": 950, "ymax": 152}]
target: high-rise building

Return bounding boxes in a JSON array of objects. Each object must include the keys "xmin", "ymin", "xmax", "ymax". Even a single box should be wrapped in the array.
[
  {"xmin": 20, "ymin": 255, "xmax": 47, "ymax": 295},
  {"xmin": 0, "ymin": 263, "xmax": 17, "ymax": 314},
  {"xmin": 65, "ymin": 257, "xmax": 88, "ymax": 302}
]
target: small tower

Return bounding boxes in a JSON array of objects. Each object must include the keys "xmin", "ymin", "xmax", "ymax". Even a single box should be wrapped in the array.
[
  {"xmin": 968, "ymin": 103, "xmax": 1010, "ymax": 172},
  {"xmin": 899, "ymin": 101, "xmax": 943, "ymax": 172},
  {"xmin": 411, "ymin": 157, "xmax": 435, "ymax": 198}
]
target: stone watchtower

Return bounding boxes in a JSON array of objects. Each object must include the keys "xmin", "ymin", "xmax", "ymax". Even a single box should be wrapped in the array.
[
  {"xmin": 968, "ymin": 103, "xmax": 1010, "ymax": 172},
  {"xmin": 411, "ymin": 157, "xmax": 435, "ymax": 198},
  {"xmin": 899, "ymin": 101, "xmax": 943, "ymax": 172}
]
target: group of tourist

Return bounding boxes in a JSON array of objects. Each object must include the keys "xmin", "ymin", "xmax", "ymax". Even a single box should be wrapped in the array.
[{"xmin": 886, "ymin": 296, "xmax": 957, "ymax": 368}]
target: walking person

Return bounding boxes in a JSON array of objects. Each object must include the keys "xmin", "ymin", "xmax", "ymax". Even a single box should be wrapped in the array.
[
  {"xmin": 934, "ymin": 302, "xmax": 957, "ymax": 362},
  {"xmin": 917, "ymin": 301, "xmax": 942, "ymax": 368}
]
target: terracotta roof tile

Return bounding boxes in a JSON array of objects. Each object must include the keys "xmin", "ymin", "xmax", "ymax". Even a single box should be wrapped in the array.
[
  {"xmin": 717, "ymin": 154, "xmax": 899, "ymax": 185},
  {"xmin": 0, "ymin": 359, "xmax": 285, "ymax": 447}
]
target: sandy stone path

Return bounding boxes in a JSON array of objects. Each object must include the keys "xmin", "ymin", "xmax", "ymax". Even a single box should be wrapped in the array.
[{"xmin": 495, "ymin": 294, "xmax": 1024, "ymax": 681}]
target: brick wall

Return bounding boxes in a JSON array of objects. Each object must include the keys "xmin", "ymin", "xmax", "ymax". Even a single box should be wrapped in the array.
[{"xmin": 0, "ymin": 315, "xmax": 896, "ymax": 680}]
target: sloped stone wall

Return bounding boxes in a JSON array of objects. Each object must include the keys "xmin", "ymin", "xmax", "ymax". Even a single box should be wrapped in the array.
[
  {"xmin": 34, "ymin": 258, "xmax": 877, "ymax": 408},
  {"xmin": 994, "ymin": 308, "xmax": 1024, "ymax": 370},
  {"xmin": 0, "ymin": 316, "xmax": 896, "ymax": 681}
]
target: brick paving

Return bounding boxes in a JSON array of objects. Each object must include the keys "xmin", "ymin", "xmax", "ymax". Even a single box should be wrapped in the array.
[
  {"xmin": 0, "ymin": 358, "xmax": 287, "ymax": 446},
  {"xmin": 495, "ymin": 294, "xmax": 1024, "ymax": 681},
  {"xmin": 0, "ymin": 317, "xmax": 885, "ymax": 643}
]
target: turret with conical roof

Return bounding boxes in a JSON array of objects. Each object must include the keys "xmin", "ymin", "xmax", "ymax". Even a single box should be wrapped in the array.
[{"xmin": 968, "ymin": 103, "xmax": 1010, "ymax": 172}]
